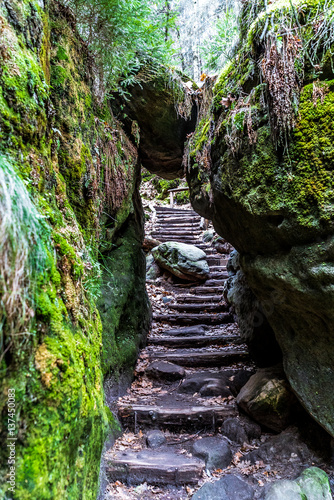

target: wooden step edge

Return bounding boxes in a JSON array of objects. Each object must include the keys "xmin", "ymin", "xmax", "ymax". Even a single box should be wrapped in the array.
[
  {"xmin": 148, "ymin": 334, "xmax": 242, "ymax": 348},
  {"xmin": 148, "ymin": 350, "xmax": 250, "ymax": 367},
  {"xmin": 106, "ymin": 453, "xmax": 204, "ymax": 485}
]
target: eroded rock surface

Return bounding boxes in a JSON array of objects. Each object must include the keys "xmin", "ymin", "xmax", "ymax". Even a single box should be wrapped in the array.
[{"xmin": 185, "ymin": 0, "xmax": 334, "ymax": 437}]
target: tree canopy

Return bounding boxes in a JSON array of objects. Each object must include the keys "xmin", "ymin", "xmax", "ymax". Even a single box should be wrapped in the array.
[{"xmin": 64, "ymin": 0, "xmax": 177, "ymax": 90}]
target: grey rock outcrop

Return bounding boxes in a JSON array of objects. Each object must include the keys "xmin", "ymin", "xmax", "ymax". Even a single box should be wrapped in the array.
[{"xmin": 152, "ymin": 242, "xmax": 210, "ymax": 280}]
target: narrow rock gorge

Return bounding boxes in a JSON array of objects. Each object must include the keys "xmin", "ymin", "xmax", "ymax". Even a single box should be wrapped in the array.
[{"xmin": 0, "ymin": 0, "xmax": 334, "ymax": 499}]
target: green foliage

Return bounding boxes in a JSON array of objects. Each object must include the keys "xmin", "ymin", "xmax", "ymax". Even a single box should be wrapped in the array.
[
  {"xmin": 63, "ymin": 0, "xmax": 178, "ymax": 90},
  {"xmin": 153, "ymin": 177, "xmax": 179, "ymax": 199},
  {"xmin": 0, "ymin": 155, "xmax": 50, "ymax": 366},
  {"xmin": 201, "ymin": 7, "xmax": 239, "ymax": 72}
]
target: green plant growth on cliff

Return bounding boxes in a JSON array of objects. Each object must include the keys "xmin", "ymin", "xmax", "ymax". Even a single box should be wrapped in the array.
[
  {"xmin": 63, "ymin": 0, "xmax": 178, "ymax": 90},
  {"xmin": 0, "ymin": 155, "xmax": 50, "ymax": 365},
  {"xmin": 0, "ymin": 2, "xmax": 149, "ymax": 499},
  {"xmin": 213, "ymin": 0, "xmax": 334, "ymax": 144}
]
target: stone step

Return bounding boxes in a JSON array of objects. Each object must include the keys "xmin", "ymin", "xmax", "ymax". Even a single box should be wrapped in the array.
[
  {"xmin": 207, "ymin": 257, "xmax": 224, "ymax": 265},
  {"xmin": 154, "ymin": 225, "xmax": 201, "ymax": 231},
  {"xmin": 209, "ymin": 266, "xmax": 228, "ymax": 272},
  {"xmin": 151, "ymin": 233, "xmax": 202, "ymax": 239},
  {"xmin": 106, "ymin": 449, "xmax": 204, "ymax": 486},
  {"xmin": 191, "ymin": 286, "xmax": 225, "ymax": 294},
  {"xmin": 153, "ymin": 312, "xmax": 234, "ymax": 325},
  {"xmin": 148, "ymin": 348, "xmax": 249, "ymax": 367},
  {"xmin": 156, "ymin": 209, "xmax": 201, "ymax": 220},
  {"xmin": 210, "ymin": 272, "xmax": 229, "ymax": 279},
  {"xmin": 117, "ymin": 403, "xmax": 236, "ymax": 431},
  {"xmin": 155, "ymin": 206, "xmax": 196, "ymax": 211},
  {"xmin": 152, "ymin": 228, "xmax": 202, "ymax": 234},
  {"xmin": 148, "ymin": 334, "xmax": 241, "ymax": 348},
  {"xmin": 204, "ymin": 279, "xmax": 227, "ymax": 286},
  {"xmin": 167, "ymin": 303, "xmax": 229, "ymax": 313},
  {"xmin": 156, "ymin": 217, "xmax": 201, "ymax": 224},
  {"xmin": 174, "ymin": 295, "xmax": 223, "ymax": 303},
  {"xmin": 154, "ymin": 239, "xmax": 204, "ymax": 246}
]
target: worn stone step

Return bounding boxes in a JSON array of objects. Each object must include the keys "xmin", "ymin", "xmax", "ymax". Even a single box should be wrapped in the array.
[
  {"xmin": 191, "ymin": 286, "xmax": 225, "ymax": 294},
  {"xmin": 153, "ymin": 312, "xmax": 234, "ymax": 325},
  {"xmin": 210, "ymin": 272, "xmax": 229, "ymax": 279},
  {"xmin": 106, "ymin": 449, "xmax": 204, "ymax": 486},
  {"xmin": 155, "ymin": 217, "xmax": 200, "ymax": 222},
  {"xmin": 155, "ymin": 226, "xmax": 201, "ymax": 232},
  {"xmin": 207, "ymin": 257, "xmax": 224, "ymax": 265},
  {"xmin": 152, "ymin": 233, "xmax": 202, "ymax": 239},
  {"xmin": 174, "ymin": 295, "xmax": 223, "ymax": 303},
  {"xmin": 148, "ymin": 334, "xmax": 241, "ymax": 348},
  {"xmin": 148, "ymin": 348, "xmax": 249, "ymax": 367},
  {"xmin": 167, "ymin": 303, "xmax": 229, "ymax": 312},
  {"xmin": 162, "ymin": 325, "xmax": 210, "ymax": 336},
  {"xmin": 151, "ymin": 233, "xmax": 201, "ymax": 239},
  {"xmin": 209, "ymin": 266, "xmax": 228, "ymax": 272},
  {"xmin": 117, "ymin": 403, "xmax": 236, "ymax": 431},
  {"xmin": 154, "ymin": 206, "xmax": 198, "ymax": 216},
  {"xmin": 203, "ymin": 279, "xmax": 227, "ymax": 286}
]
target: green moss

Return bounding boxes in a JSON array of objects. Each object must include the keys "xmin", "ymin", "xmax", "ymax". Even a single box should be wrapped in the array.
[
  {"xmin": 0, "ymin": 2, "xmax": 148, "ymax": 499},
  {"xmin": 190, "ymin": 117, "xmax": 211, "ymax": 157}
]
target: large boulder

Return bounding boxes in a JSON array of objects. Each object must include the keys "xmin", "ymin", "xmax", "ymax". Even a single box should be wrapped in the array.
[
  {"xmin": 152, "ymin": 242, "xmax": 210, "ymax": 281},
  {"xmin": 186, "ymin": 0, "xmax": 334, "ymax": 437},
  {"xmin": 263, "ymin": 467, "xmax": 332, "ymax": 500},
  {"xmin": 236, "ymin": 366, "xmax": 299, "ymax": 432}
]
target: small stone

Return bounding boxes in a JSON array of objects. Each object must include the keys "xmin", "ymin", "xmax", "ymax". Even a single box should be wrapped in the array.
[
  {"xmin": 221, "ymin": 418, "xmax": 249, "ymax": 445},
  {"xmin": 146, "ymin": 430, "xmax": 166, "ymax": 449},
  {"xmin": 178, "ymin": 372, "xmax": 230, "ymax": 396},
  {"xmin": 192, "ymin": 436, "xmax": 232, "ymax": 471},
  {"xmin": 146, "ymin": 361, "xmax": 185, "ymax": 382},
  {"xmin": 192, "ymin": 474, "xmax": 255, "ymax": 499},
  {"xmin": 228, "ymin": 369, "xmax": 254, "ymax": 396},
  {"xmin": 244, "ymin": 428, "xmax": 312, "ymax": 465},
  {"xmin": 199, "ymin": 379, "xmax": 231, "ymax": 397},
  {"xmin": 163, "ymin": 325, "xmax": 208, "ymax": 337},
  {"xmin": 241, "ymin": 417, "xmax": 262, "ymax": 441}
]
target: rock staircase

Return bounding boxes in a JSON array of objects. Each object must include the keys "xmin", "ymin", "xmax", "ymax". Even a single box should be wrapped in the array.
[{"xmin": 104, "ymin": 207, "xmax": 253, "ymax": 493}]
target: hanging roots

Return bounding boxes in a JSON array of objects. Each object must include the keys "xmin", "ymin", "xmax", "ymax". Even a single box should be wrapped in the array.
[{"xmin": 261, "ymin": 33, "xmax": 302, "ymax": 143}]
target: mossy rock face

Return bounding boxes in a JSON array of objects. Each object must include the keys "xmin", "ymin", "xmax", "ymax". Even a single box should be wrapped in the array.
[
  {"xmin": 0, "ymin": 2, "xmax": 149, "ymax": 499},
  {"xmin": 186, "ymin": 0, "xmax": 334, "ymax": 437}
]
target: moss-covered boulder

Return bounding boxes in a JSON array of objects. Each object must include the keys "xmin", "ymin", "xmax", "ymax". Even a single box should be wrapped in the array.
[
  {"xmin": 186, "ymin": 0, "xmax": 334, "ymax": 437},
  {"xmin": 264, "ymin": 467, "xmax": 332, "ymax": 500},
  {"xmin": 236, "ymin": 366, "xmax": 298, "ymax": 432},
  {"xmin": 152, "ymin": 241, "xmax": 210, "ymax": 280}
]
